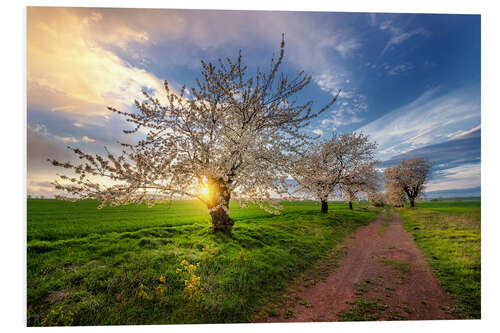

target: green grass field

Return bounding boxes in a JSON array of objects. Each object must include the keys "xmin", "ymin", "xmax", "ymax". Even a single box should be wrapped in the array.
[
  {"xmin": 397, "ymin": 201, "xmax": 481, "ymax": 318},
  {"xmin": 27, "ymin": 199, "xmax": 380, "ymax": 326}
]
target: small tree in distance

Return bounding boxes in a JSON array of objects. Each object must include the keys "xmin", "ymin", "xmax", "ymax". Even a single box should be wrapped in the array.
[
  {"xmin": 341, "ymin": 161, "xmax": 379, "ymax": 210},
  {"xmin": 367, "ymin": 191, "xmax": 386, "ymax": 207},
  {"xmin": 385, "ymin": 183, "xmax": 406, "ymax": 207},
  {"xmin": 384, "ymin": 157, "xmax": 431, "ymax": 207},
  {"xmin": 49, "ymin": 35, "xmax": 339, "ymax": 232},
  {"xmin": 291, "ymin": 132, "xmax": 378, "ymax": 213}
]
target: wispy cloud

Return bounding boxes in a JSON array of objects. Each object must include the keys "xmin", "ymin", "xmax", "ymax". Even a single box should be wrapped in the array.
[
  {"xmin": 448, "ymin": 125, "xmax": 481, "ymax": 140},
  {"xmin": 387, "ymin": 63, "xmax": 414, "ymax": 76},
  {"xmin": 319, "ymin": 87, "xmax": 368, "ymax": 131},
  {"xmin": 28, "ymin": 124, "xmax": 97, "ymax": 143},
  {"xmin": 28, "ymin": 180, "xmax": 58, "ymax": 197},
  {"xmin": 314, "ymin": 72, "xmax": 369, "ymax": 127},
  {"xmin": 379, "ymin": 20, "xmax": 429, "ymax": 54},
  {"xmin": 321, "ymin": 110, "xmax": 363, "ymax": 130},
  {"xmin": 426, "ymin": 163, "xmax": 481, "ymax": 192},
  {"xmin": 315, "ymin": 73, "xmax": 344, "ymax": 94},
  {"xmin": 328, "ymin": 37, "xmax": 361, "ymax": 58},
  {"xmin": 54, "ymin": 136, "xmax": 79, "ymax": 143},
  {"xmin": 27, "ymin": 125, "xmax": 73, "ymax": 175},
  {"xmin": 358, "ymin": 86, "xmax": 480, "ymax": 160},
  {"xmin": 380, "ymin": 127, "xmax": 480, "ymax": 172},
  {"xmin": 82, "ymin": 136, "xmax": 97, "ymax": 143},
  {"xmin": 378, "ymin": 128, "xmax": 480, "ymax": 195}
]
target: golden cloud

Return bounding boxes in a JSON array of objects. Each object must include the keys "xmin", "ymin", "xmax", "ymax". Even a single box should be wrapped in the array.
[{"xmin": 27, "ymin": 7, "xmax": 165, "ymax": 117}]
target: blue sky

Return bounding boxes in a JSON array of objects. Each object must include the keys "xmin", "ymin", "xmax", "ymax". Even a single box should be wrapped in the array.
[{"xmin": 27, "ymin": 7, "xmax": 481, "ymax": 197}]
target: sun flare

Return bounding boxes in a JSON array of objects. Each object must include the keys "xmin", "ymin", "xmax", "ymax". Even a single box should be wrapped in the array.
[{"xmin": 201, "ymin": 186, "xmax": 209, "ymax": 196}]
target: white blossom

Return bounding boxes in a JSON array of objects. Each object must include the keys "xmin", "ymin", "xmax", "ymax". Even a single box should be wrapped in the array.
[
  {"xmin": 383, "ymin": 157, "xmax": 431, "ymax": 207},
  {"xmin": 291, "ymin": 132, "xmax": 378, "ymax": 212}
]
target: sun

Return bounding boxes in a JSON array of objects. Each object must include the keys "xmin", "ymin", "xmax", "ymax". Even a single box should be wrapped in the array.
[{"xmin": 201, "ymin": 186, "xmax": 209, "ymax": 196}]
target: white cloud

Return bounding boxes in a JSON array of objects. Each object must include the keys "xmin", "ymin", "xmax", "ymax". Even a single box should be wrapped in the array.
[
  {"xmin": 82, "ymin": 136, "xmax": 97, "ymax": 143},
  {"xmin": 426, "ymin": 163, "xmax": 481, "ymax": 192},
  {"xmin": 321, "ymin": 110, "xmax": 363, "ymax": 130},
  {"xmin": 448, "ymin": 125, "xmax": 481, "ymax": 140},
  {"xmin": 312, "ymin": 129, "xmax": 324, "ymax": 136},
  {"xmin": 53, "ymin": 135, "xmax": 97, "ymax": 143},
  {"xmin": 379, "ymin": 20, "xmax": 429, "ymax": 54},
  {"xmin": 359, "ymin": 86, "xmax": 481, "ymax": 160},
  {"xmin": 54, "ymin": 136, "xmax": 79, "ymax": 143},
  {"xmin": 334, "ymin": 39, "xmax": 361, "ymax": 58},
  {"xmin": 314, "ymin": 73, "xmax": 366, "ymax": 115},
  {"xmin": 29, "ymin": 123, "xmax": 49, "ymax": 136},
  {"xmin": 27, "ymin": 125, "xmax": 73, "ymax": 175},
  {"xmin": 319, "ymin": 87, "xmax": 368, "ymax": 131},
  {"xmin": 315, "ymin": 73, "xmax": 343, "ymax": 93},
  {"xmin": 316, "ymin": 31, "xmax": 361, "ymax": 58},
  {"xmin": 387, "ymin": 63, "xmax": 414, "ymax": 76}
]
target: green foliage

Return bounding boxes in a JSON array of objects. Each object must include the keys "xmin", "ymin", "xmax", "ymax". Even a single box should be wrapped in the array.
[
  {"xmin": 27, "ymin": 199, "xmax": 380, "ymax": 325},
  {"xmin": 397, "ymin": 201, "xmax": 480, "ymax": 319}
]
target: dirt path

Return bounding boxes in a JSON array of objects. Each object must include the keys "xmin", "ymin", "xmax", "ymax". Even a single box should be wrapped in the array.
[{"xmin": 264, "ymin": 210, "xmax": 457, "ymax": 322}]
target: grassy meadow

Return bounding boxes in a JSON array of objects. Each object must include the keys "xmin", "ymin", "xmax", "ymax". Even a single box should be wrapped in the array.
[
  {"xmin": 397, "ymin": 200, "xmax": 481, "ymax": 318},
  {"xmin": 27, "ymin": 199, "xmax": 380, "ymax": 326}
]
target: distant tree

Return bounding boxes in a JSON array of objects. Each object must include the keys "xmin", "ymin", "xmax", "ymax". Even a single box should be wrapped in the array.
[
  {"xmin": 341, "ymin": 161, "xmax": 379, "ymax": 210},
  {"xmin": 49, "ymin": 36, "xmax": 338, "ymax": 232},
  {"xmin": 367, "ymin": 191, "xmax": 386, "ymax": 207},
  {"xmin": 385, "ymin": 183, "xmax": 406, "ymax": 207},
  {"xmin": 291, "ymin": 132, "xmax": 377, "ymax": 213},
  {"xmin": 27, "ymin": 194, "xmax": 32, "ymax": 199},
  {"xmin": 384, "ymin": 157, "xmax": 431, "ymax": 207}
]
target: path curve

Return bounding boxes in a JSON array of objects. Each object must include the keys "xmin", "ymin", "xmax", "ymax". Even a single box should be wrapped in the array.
[{"xmin": 264, "ymin": 210, "xmax": 456, "ymax": 322}]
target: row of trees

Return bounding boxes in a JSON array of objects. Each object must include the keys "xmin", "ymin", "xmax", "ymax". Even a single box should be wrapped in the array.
[
  {"xmin": 50, "ymin": 36, "xmax": 332, "ymax": 232},
  {"xmin": 291, "ymin": 132, "xmax": 378, "ymax": 213},
  {"xmin": 49, "ymin": 36, "xmax": 431, "ymax": 232}
]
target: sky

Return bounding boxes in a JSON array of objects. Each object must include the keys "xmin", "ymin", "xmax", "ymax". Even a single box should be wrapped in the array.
[{"xmin": 26, "ymin": 7, "xmax": 481, "ymax": 198}]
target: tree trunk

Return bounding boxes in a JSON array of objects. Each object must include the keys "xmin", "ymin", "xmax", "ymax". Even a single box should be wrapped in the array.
[
  {"xmin": 209, "ymin": 205, "xmax": 234, "ymax": 232},
  {"xmin": 321, "ymin": 200, "xmax": 328, "ymax": 214},
  {"xmin": 410, "ymin": 199, "xmax": 415, "ymax": 207},
  {"xmin": 207, "ymin": 177, "xmax": 234, "ymax": 232},
  {"xmin": 349, "ymin": 201, "xmax": 353, "ymax": 210}
]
